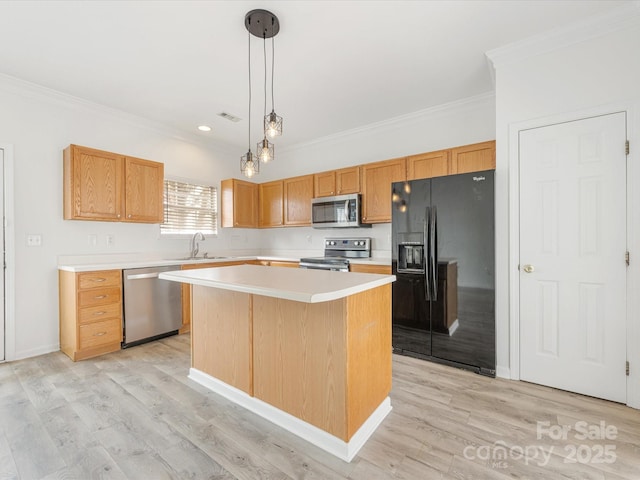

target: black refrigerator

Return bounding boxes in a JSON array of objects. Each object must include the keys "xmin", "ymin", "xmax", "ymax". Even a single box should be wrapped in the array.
[{"xmin": 391, "ymin": 170, "xmax": 495, "ymax": 376}]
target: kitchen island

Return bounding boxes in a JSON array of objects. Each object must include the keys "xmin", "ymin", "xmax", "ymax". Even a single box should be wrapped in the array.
[{"xmin": 159, "ymin": 264, "xmax": 395, "ymax": 462}]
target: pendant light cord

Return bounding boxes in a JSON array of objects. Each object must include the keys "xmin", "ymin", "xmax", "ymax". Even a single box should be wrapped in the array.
[
  {"xmin": 247, "ymin": 27, "xmax": 251, "ymax": 149},
  {"xmin": 263, "ymin": 36, "xmax": 267, "ymax": 119},
  {"xmin": 271, "ymin": 34, "xmax": 275, "ymax": 111}
]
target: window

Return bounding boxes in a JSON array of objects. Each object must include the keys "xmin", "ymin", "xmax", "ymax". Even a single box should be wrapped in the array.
[{"xmin": 161, "ymin": 179, "xmax": 218, "ymax": 236}]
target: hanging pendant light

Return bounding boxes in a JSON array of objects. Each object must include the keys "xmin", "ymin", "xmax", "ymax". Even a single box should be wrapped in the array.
[
  {"xmin": 257, "ymin": 35, "xmax": 274, "ymax": 163},
  {"xmin": 242, "ymin": 9, "xmax": 280, "ymax": 175},
  {"xmin": 264, "ymin": 23, "xmax": 283, "ymax": 138},
  {"xmin": 241, "ymin": 22, "xmax": 259, "ymax": 178}
]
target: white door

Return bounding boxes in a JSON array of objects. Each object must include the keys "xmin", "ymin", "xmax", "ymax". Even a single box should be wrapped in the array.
[
  {"xmin": 0, "ymin": 148, "xmax": 4, "ymax": 362},
  {"xmin": 519, "ymin": 112, "xmax": 627, "ymax": 403}
]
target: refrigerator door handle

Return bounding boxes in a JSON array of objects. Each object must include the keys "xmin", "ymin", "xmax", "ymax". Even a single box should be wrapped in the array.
[
  {"xmin": 430, "ymin": 205, "xmax": 438, "ymax": 300},
  {"xmin": 424, "ymin": 206, "xmax": 432, "ymax": 301}
]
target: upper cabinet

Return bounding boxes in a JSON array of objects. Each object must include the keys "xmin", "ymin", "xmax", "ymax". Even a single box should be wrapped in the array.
[
  {"xmin": 361, "ymin": 157, "xmax": 406, "ymax": 224},
  {"xmin": 259, "ymin": 180, "xmax": 284, "ymax": 227},
  {"xmin": 314, "ymin": 171, "xmax": 336, "ymax": 197},
  {"xmin": 336, "ymin": 166, "xmax": 360, "ymax": 195},
  {"xmin": 314, "ymin": 166, "xmax": 361, "ymax": 198},
  {"xmin": 450, "ymin": 140, "xmax": 495, "ymax": 174},
  {"xmin": 407, "ymin": 149, "xmax": 450, "ymax": 181},
  {"xmin": 221, "ymin": 178, "xmax": 259, "ymax": 228},
  {"xmin": 63, "ymin": 144, "xmax": 163, "ymax": 223},
  {"xmin": 123, "ymin": 156, "xmax": 164, "ymax": 223},
  {"xmin": 220, "ymin": 140, "xmax": 495, "ymax": 228},
  {"xmin": 283, "ymin": 175, "xmax": 313, "ymax": 226}
]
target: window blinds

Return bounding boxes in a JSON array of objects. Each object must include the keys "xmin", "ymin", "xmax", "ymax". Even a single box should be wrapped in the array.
[{"xmin": 161, "ymin": 179, "xmax": 218, "ymax": 235}]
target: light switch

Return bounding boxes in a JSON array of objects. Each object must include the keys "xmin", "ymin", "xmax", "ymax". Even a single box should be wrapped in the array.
[
  {"xmin": 26, "ymin": 234, "xmax": 42, "ymax": 247},
  {"xmin": 88, "ymin": 234, "xmax": 97, "ymax": 246}
]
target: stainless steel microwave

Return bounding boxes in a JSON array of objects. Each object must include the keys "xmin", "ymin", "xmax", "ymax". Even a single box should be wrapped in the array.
[{"xmin": 311, "ymin": 193, "xmax": 370, "ymax": 228}]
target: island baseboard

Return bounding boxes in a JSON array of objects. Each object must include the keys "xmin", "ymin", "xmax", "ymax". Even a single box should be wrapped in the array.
[{"xmin": 188, "ymin": 367, "xmax": 392, "ymax": 462}]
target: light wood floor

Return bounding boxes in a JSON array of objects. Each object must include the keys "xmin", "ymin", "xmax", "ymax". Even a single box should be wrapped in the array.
[{"xmin": 1, "ymin": 334, "xmax": 639, "ymax": 479}]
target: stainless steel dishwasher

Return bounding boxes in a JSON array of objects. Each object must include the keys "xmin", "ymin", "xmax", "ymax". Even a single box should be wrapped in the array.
[{"xmin": 122, "ymin": 265, "xmax": 182, "ymax": 347}]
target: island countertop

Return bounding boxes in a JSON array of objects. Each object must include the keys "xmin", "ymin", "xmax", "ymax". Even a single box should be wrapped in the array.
[{"xmin": 159, "ymin": 264, "xmax": 395, "ymax": 303}]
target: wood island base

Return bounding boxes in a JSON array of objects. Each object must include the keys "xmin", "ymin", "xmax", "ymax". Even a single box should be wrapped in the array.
[{"xmin": 160, "ymin": 265, "xmax": 395, "ymax": 462}]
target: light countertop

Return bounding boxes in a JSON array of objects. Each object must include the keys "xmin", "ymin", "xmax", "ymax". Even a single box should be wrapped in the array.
[
  {"xmin": 57, "ymin": 253, "xmax": 391, "ymax": 272},
  {"xmin": 159, "ymin": 264, "xmax": 395, "ymax": 303}
]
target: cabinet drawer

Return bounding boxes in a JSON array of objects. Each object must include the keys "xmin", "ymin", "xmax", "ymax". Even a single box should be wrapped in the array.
[
  {"xmin": 79, "ymin": 318, "xmax": 122, "ymax": 349},
  {"xmin": 78, "ymin": 303, "xmax": 122, "ymax": 324},
  {"xmin": 78, "ymin": 287, "xmax": 122, "ymax": 308},
  {"xmin": 78, "ymin": 270, "xmax": 121, "ymax": 290}
]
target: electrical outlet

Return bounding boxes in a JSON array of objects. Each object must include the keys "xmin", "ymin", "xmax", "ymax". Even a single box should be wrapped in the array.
[
  {"xmin": 26, "ymin": 234, "xmax": 42, "ymax": 247},
  {"xmin": 106, "ymin": 234, "xmax": 115, "ymax": 248}
]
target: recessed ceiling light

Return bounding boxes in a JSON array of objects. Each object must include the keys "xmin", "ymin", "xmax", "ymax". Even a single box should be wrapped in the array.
[{"xmin": 198, "ymin": 125, "xmax": 212, "ymax": 132}]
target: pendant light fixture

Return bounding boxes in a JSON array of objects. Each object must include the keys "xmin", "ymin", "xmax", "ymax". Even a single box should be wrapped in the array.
[
  {"xmin": 240, "ymin": 22, "xmax": 259, "ymax": 178},
  {"xmin": 257, "ymin": 35, "xmax": 274, "ymax": 163},
  {"xmin": 265, "ymin": 32, "xmax": 283, "ymax": 138},
  {"xmin": 242, "ymin": 9, "xmax": 280, "ymax": 176}
]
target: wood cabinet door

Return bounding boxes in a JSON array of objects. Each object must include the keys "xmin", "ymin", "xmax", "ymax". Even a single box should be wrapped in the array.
[
  {"xmin": 314, "ymin": 171, "xmax": 336, "ymax": 198},
  {"xmin": 123, "ymin": 156, "xmax": 164, "ymax": 223},
  {"xmin": 259, "ymin": 181, "xmax": 284, "ymax": 227},
  {"xmin": 361, "ymin": 158, "xmax": 406, "ymax": 223},
  {"xmin": 221, "ymin": 179, "xmax": 258, "ymax": 228},
  {"xmin": 336, "ymin": 166, "xmax": 360, "ymax": 195},
  {"xmin": 64, "ymin": 145, "xmax": 124, "ymax": 221},
  {"xmin": 284, "ymin": 175, "xmax": 313, "ymax": 226},
  {"xmin": 450, "ymin": 140, "xmax": 496, "ymax": 174},
  {"xmin": 406, "ymin": 149, "xmax": 450, "ymax": 180}
]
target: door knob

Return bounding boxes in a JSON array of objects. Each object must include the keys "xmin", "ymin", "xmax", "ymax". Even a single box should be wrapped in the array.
[{"xmin": 523, "ymin": 264, "xmax": 535, "ymax": 273}]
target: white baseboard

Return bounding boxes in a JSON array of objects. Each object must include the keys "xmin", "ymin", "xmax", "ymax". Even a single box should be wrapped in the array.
[
  {"xmin": 188, "ymin": 368, "xmax": 392, "ymax": 462},
  {"xmin": 496, "ymin": 365, "xmax": 511, "ymax": 379},
  {"xmin": 14, "ymin": 343, "xmax": 60, "ymax": 361}
]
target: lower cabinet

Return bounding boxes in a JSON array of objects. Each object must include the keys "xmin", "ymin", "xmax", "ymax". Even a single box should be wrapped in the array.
[
  {"xmin": 59, "ymin": 269, "xmax": 123, "ymax": 361},
  {"xmin": 349, "ymin": 264, "xmax": 391, "ymax": 275}
]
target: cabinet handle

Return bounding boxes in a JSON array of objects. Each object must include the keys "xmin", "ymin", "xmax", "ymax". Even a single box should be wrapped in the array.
[
  {"xmin": 127, "ymin": 214, "xmax": 132, "ymax": 218},
  {"xmin": 93, "ymin": 311, "xmax": 107, "ymax": 316},
  {"xmin": 94, "ymin": 295, "xmax": 108, "ymax": 299},
  {"xmin": 117, "ymin": 214, "xmax": 121, "ymax": 218},
  {"xmin": 92, "ymin": 278, "xmax": 106, "ymax": 283},
  {"xmin": 94, "ymin": 332, "xmax": 107, "ymax": 336}
]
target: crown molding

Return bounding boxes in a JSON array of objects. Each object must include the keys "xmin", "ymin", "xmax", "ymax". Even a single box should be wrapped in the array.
[
  {"xmin": 0, "ymin": 72, "xmax": 238, "ymax": 153},
  {"xmin": 280, "ymin": 91, "xmax": 496, "ymax": 154},
  {"xmin": 486, "ymin": 1, "xmax": 640, "ymax": 70}
]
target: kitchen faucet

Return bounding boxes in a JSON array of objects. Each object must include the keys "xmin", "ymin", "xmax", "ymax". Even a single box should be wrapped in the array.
[{"xmin": 190, "ymin": 232, "xmax": 205, "ymax": 258}]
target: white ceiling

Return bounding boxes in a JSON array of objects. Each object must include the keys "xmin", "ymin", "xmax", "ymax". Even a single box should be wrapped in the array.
[{"xmin": 0, "ymin": 1, "xmax": 629, "ymax": 150}]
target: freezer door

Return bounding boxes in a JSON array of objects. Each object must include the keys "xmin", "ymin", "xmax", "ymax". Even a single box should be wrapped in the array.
[{"xmin": 429, "ymin": 171, "xmax": 495, "ymax": 373}]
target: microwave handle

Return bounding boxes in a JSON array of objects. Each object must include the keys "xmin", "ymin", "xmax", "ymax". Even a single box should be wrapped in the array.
[{"xmin": 344, "ymin": 199, "xmax": 350, "ymax": 222}]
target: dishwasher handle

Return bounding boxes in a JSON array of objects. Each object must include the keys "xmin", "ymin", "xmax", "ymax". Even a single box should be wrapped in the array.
[{"xmin": 126, "ymin": 272, "xmax": 161, "ymax": 280}]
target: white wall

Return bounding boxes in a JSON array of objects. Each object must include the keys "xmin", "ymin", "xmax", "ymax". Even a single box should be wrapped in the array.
[
  {"xmin": 0, "ymin": 76, "xmax": 262, "ymax": 360},
  {"xmin": 490, "ymin": 7, "xmax": 640, "ymax": 393}
]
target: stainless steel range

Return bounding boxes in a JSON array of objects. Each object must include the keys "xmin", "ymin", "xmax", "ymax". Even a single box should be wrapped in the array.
[{"xmin": 299, "ymin": 237, "xmax": 371, "ymax": 271}]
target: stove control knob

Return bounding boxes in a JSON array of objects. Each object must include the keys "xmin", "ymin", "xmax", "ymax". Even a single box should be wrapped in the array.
[{"xmin": 331, "ymin": 241, "xmax": 337, "ymax": 245}]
